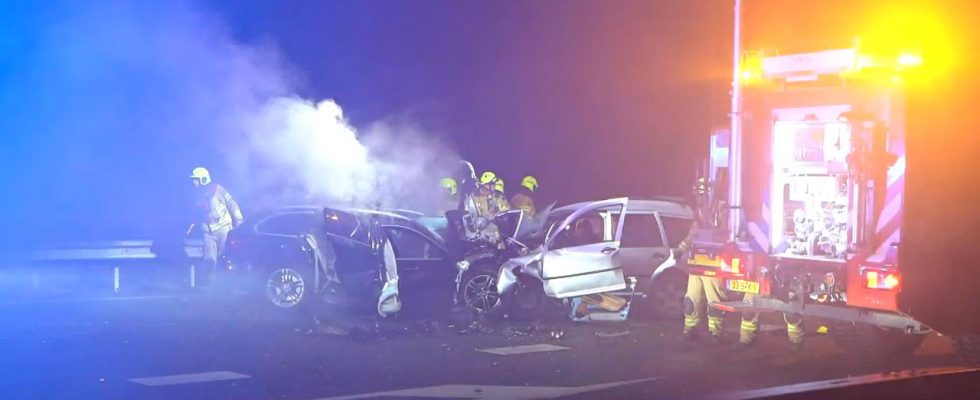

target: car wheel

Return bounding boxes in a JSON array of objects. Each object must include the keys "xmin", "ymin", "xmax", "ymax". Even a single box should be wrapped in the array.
[
  {"xmin": 643, "ymin": 270, "xmax": 687, "ymax": 320},
  {"xmin": 830, "ymin": 321, "xmax": 926, "ymax": 359},
  {"xmin": 265, "ymin": 266, "xmax": 313, "ymax": 309},
  {"xmin": 460, "ymin": 264, "xmax": 503, "ymax": 315}
]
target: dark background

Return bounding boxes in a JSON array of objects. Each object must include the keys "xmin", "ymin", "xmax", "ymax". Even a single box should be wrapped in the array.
[{"xmin": 0, "ymin": 0, "xmax": 971, "ymax": 244}]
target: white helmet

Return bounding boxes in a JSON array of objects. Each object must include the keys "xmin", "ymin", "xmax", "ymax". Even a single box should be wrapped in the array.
[{"xmin": 190, "ymin": 167, "xmax": 211, "ymax": 185}]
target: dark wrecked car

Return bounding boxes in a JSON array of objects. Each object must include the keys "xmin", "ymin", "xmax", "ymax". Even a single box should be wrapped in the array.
[{"xmin": 223, "ymin": 206, "xmax": 457, "ymax": 316}]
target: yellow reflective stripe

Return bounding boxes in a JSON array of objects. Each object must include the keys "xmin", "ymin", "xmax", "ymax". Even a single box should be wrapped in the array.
[
  {"xmin": 786, "ymin": 323, "xmax": 804, "ymax": 333},
  {"xmin": 684, "ymin": 316, "xmax": 699, "ymax": 328},
  {"xmin": 740, "ymin": 320, "xmax": 758, "ymax": 331}
]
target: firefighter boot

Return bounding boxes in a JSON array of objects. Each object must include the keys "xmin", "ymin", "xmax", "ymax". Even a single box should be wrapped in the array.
[
  {"xmin": 707, "ymin": 305, "xmax": 725, "ymax": 345},
  {"xmin": 785, "ymin": 312, "xmax": 805, "ymax": 352},
  {"xmin": 734, "ymin": 312, "xmax": 761, "ymax": 351}
]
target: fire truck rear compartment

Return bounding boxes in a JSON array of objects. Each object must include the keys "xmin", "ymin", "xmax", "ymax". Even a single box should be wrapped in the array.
[{"xmin": 771, "ymin": 119, "xmax": 853, "ymax": 260}]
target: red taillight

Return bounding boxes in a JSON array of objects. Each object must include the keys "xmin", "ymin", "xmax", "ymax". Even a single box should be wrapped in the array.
[
  {"xmin": 719, "ymin": 243, "xmax": 743, "ymax": 274},
  {"xmin": 863, "ymin": 268, "xmax": 900, "ymax": 290}
]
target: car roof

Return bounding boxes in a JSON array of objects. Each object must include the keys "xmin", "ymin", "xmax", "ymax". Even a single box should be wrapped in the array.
[
  {"xmin": 553, "ymin": 197, "xmax": 693, "ymax": 219},
  {"xmin": 274, "ymin": 205, "xmax": 418, "ymax": 223},
  {"xmin": 264, "ymin": 205, "xmax": 446, "ymax": 244}
]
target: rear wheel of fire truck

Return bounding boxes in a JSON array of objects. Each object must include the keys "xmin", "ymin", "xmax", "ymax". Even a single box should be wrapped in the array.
[
  {"xmin": 460, "ymin": 263, "xmax": 505, "ymax": 317},
  {"xmin": 830, "ymin": 322, "xmax": 926, "ymax": 359},
  {"xmin": 952, "ymin": 336, "xmax": 980, "ymax": 366}
]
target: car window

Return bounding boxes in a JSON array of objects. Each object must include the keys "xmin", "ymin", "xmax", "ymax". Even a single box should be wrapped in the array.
[
  {"xmin": 661, "ymin": 216, "xmax": 694, "ymax": 247},
  {"xmin": 551, "ymin": 212, "xmax": 607, "ymax": 250},
  {"xmin": 255, "ymin": 212, "xmax": 319, "ymax": 235},
  {"xmin": 323, "ymin": 208, "xmax": 361, "ymax": 238},
  {"xmin": 386, "ymin": 227, "xmax": 445, "ymax": 259},
  {"xmin": 620, "ymin": 213, "xmax": 665, "ymax": 247}
]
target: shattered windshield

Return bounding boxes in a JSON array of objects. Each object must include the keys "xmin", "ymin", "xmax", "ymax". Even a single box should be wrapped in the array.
[{"xmin": 4, "ymin": 1, "xmax": 979, "ymax": 400}]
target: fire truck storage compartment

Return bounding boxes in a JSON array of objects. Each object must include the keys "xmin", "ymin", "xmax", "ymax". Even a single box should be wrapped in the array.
[{"xmin": 770, "ymin": 110, "xmax": 852, "ymax": 260}]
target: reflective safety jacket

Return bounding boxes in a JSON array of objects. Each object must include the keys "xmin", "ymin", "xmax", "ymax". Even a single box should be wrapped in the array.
[
  {"xmin": 509, "ymin": 189, "xmax": 536, "ymax": 217},
  {"xmin": 196, "ymin": 184, "xmax": 244, "ymax": 232},
  {"xmin": 471, "ymin": 192, "xmax": 510, "ymax": 218}
]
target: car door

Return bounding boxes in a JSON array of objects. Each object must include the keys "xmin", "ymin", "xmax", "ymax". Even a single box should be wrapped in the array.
[
  {"xmin": 383, "ymin": 225, "xmax": 455, "ymax": 308},
  {"xmin": 616, "ymin": 211, "xmax": 670, "ymax": 278},
  {"xmin": 539, "ymin": 198, "xmax": 629, "ymax": 298}
]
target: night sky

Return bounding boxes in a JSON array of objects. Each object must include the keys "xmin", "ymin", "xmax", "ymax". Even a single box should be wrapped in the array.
[{"xmin": 1, "ymin": 0, "xmax": 973, "ymax": 244}]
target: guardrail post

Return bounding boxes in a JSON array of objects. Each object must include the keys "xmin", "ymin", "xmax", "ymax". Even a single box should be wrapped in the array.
[{"xmin": 113, "ymin": 266, "xmax": 120, "ymax": 293}]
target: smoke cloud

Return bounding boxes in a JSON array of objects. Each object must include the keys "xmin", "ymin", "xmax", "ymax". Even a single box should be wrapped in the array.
[
  {"xmin": 232, "ymin": 97, "xmax": 459, "ymax": 213},
  {"xmin": 0, "ymin": 0, "xmax": 459, "ymax": 242}
]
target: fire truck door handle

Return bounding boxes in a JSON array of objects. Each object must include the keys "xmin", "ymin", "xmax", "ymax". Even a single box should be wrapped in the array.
[
  {"xmin": 601, "ymin": 247, "xmax": 618, "ymax": 255},
  {"xmin": 652, "ymin": 252, "xmax": 667, "ymax": 258}
]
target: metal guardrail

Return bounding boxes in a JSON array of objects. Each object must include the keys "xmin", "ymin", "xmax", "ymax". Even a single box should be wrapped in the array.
[
  {"xmin": 32, "ymin": 239, "xmax": 204, "ymax": 261},
  {"xmin": 20, "ymin": 239, "xmax": 207, "ymax": 295}
]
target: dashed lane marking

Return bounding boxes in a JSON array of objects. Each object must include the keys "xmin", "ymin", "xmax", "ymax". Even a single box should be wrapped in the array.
[
  {"xmin": 317, "ymin": 377, "xmax": 662, "ymax": 400},
  {"xmin": 476, "ymin": 343, "xmax": 571, "ymax": 355},
  {"xmin": 129, "ymin": 371, "xmax": 250, "ymax": 386}
]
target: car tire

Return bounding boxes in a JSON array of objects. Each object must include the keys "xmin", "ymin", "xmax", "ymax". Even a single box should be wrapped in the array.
[
  {"xmin": 504, "ymin": 277, "xmax": 543, "ymax": 320},
  {"xmin": 262, "ymin": 264, "xmax": 316, "ymax": 312},
  {"xmin": 641, "ymin": 270, "xmax": 688, "ymax": 320},
  {"xmin": 953, "ymin": 335, "xmax": 980, "ymax": 366},
  {"xmin": 830, "ymin": 321, "xmax": 926, "ymax": 359},
  {"xmin": 459, "ymin": 263, "xmax": 504, "ymax": 316}
]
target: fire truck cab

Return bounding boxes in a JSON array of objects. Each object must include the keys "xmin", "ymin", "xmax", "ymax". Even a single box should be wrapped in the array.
[{"xmin": 687, "ymin": 45, "xmax": 980, "ymax": 362}]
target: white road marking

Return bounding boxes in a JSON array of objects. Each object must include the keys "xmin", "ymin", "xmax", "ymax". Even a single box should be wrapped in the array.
[
  {"xmin": 129, "ymin": 371, "xmax": 250, "ymax": 386},
  {"xmin": 476, "ymin": 343, "xmax": 570, "ymax": 355},
  {"xmin": 704, "ymin": 366, "xmax": 980, "ymax": 400},
  {"xmin": 318, "ymin": 377, "xmax": 661, "ymax": 400}
]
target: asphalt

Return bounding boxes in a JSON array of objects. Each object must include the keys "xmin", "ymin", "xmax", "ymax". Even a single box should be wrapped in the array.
[{"xmin": 0, "ymin": 292, "xmax": 969, "ymax": 400}]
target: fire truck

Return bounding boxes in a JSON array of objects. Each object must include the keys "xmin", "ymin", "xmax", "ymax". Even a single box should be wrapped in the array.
[{"xmin": 687, "ymin": 40, "xmax": 980, "ymax": 362}]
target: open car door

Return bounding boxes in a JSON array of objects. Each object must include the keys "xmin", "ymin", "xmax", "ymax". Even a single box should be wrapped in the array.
[{"xmin": 539, "ymin": 198, "xmax": 629, "ymax": 298}]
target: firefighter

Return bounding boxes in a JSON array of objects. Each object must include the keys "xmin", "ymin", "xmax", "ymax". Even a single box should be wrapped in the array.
[
  {"xmin": 189, "ymin": 167, "xmax": 244, "ymax": 286},
  {"xmin": 472, "ymin": 171, "xmax": 510, "ymax": 217},
  {"xmin": 459, "ymin": 171, "xmax": 509, "ymax": 244},
  {"xmin": 736, "ymin": 295, "xmax": 805, "ymax": 351},
  {"xmin": 682, "ymin": 275, "xmax": 728, "ymax": 344},
  {"xmin": 492, "ymin": 177, "xmax": 510, "ymax": 213},
  {"xmin": 678, "ymin": 186, "xmax": 727, "ymax": 343},
  {"xmin": 510, "ymin": 175, "xmax": 538, "ymax": 217},
  {"xmin": 439, "ymin": 177, "xmax": 458, "ymax": 213}
]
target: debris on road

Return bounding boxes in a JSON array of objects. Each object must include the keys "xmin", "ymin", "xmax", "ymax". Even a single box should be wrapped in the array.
[{"xmin": 595, "ymin": 329, "xmax": 631, "ymax": 344}]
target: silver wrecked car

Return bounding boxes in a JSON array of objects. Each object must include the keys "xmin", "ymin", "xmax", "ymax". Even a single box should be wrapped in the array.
[{"xmin": 494, "ymin": 197, "xmax": 694, "ymax": 321}]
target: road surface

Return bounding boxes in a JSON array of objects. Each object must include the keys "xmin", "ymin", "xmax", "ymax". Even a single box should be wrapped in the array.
[{"xmin": 0, "ymin": 292, "xmax": 967, "ymax": 400}]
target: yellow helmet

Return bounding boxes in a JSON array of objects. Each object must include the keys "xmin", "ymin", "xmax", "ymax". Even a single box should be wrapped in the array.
[
  {"xmin": 521, "ymin": 175, "xmax": 538, "ymax": 192},
  {"xmin": 190, "ymin": 167, "xmax": 211, "ymax": 185},
  {"xmin": 479, "ymin": 171, "xmax": 498, "ymax": 185},
  {"xmin": 494, "ymin": 178, "xmax": 505, "ymax": 193},
  {"xmin": 440, "ymin": 177, "xmax": 458, "ymax": 196}
]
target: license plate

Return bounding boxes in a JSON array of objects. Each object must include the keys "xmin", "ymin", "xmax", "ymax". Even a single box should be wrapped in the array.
[{"xmin": 726, "ymin": 279, "xmax": 760, "ymax": 294}]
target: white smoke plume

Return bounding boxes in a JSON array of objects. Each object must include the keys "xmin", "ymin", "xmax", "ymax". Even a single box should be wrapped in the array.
[
  {"xmin": 232, "ymin": 97, "xmax": 460, "ymax": 213},
  {"xmin": 3, "ymin": 0, "xmax": 461, "ymax": 218}
]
